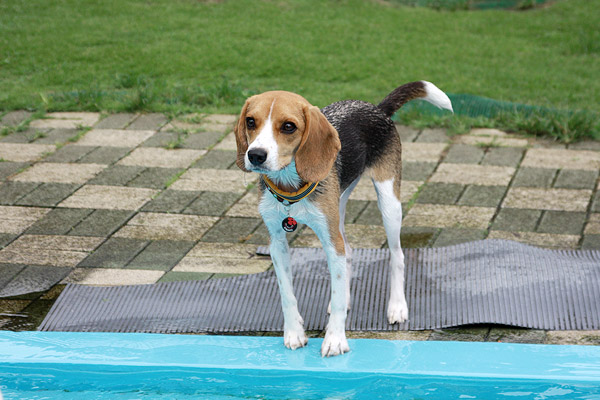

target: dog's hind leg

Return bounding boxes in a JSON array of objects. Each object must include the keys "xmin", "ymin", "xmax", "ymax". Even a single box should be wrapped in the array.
[
  {"xmin": 373, "ymin": 177, "xmax": 408, "ymax": 324},
  {"xmin": 328, "ymin": 177, "xmax": 360, "ymax": 313}
]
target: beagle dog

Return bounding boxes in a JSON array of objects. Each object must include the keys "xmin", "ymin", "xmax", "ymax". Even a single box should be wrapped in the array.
[{"xmin": 234, "ymin": 81, "xmax": 452, "ymax": 357}]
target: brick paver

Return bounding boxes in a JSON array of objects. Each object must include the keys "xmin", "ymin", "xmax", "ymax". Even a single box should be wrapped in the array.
[
  {"xmin": 1, "ymin": 111, "xmax": 599, "ymax": 345},
  {"xmin": 76, "ymin": 129, "xmax": 154, "ymax": 147}
]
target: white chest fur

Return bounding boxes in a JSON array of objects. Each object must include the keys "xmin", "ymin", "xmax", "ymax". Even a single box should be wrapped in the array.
[{"xmin": 259, "ymin": 189, "xmax": 329, "ymax": 240}]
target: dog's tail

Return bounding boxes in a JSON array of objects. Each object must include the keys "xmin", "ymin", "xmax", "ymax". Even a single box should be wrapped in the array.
[{"xmin": 377, "ymin": 81, "xmax": 453, "ymax": 118}]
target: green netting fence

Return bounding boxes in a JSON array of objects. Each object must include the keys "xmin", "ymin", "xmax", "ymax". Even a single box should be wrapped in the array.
[
  {"xmin": 389, "ymin": 0, "xmax": 548, "ymax": 10},
  {"xmin": 392, "ymin": 92, "xmax": 600, "ymax": 143},
  {"xmin": 398, "ymin": 93, "xmax": 549, "ymax": 118}
]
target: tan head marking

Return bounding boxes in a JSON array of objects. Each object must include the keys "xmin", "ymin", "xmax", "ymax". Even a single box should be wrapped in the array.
[
  {"xmin": 295, "ymin": 105, "xmax": 341, "ymax": 182},
  {"xmin": 234, "ymin": 91, "xmax": 340, "ymax": 183}
]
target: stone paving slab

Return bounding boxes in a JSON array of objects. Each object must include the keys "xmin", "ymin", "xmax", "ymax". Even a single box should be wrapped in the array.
[
  {"xmin": 11, "ymin": 162, "xmax": 106, "ymax": 183},
  {"xmin": 585, "ymin": 214, "xmax": 600, "ymax": 235},
  {"xmin": 503, "ymin": 187, "xmax": 592, "ymax": 212},
  {"xmin": 173, "ymin": 257, "xmax": 271, "ymax": 274},
  {"xmin": 404, "ymin": 204, "xmax": 496, "ymax": 229},
  {"xmin": 0, "ymin": 235, "xmax": 103, "ymax": 267},
  {"xmin": 0, "ymin": 206, "xmax": 50, "ymax": 235},
  {"xmin": 25, "ymin": 208, "xmax": 93, "ymax": 236},
  {"xmin": 554, "ymin": 169, "xmax": 598, "ymax": 190},
  {"xmin": 170, "ymin": 168, "xmax": 257, "ymax": 193},
  {"xmin": 200, "ymin": 217, "xmax": 262, "ymax": 243},
  {"xmin": 126, "ymin": 113, "xmax": 168, "ymax": 131},
  {"xmin": 78, "ymin": 237, "xmax": 149, "ymax": 269},
  {"xmin": 430, "ymin": 163, "xmax": 515, "ymax": 186},
  {"xmin": 402, "ymin": 161, "xmax": 437, "ymax": 181},
  {"xmin": 183, "ymin": 191, "xmax": 242, "ymax": 216},
  {"xmin": 487, "ymin": 231, "xmax": 581, "ymax": 249},
  {"xmin": 0, "ymin": 110, "xmax": 32, "ymax": 127},
  {"xmin": 0, "ymin": 265, "xmax": 71, "ymax": 298},
  {"xmin": 0, "ymin": 182, "xmax": 40, "ymax": 205},
  {"xmin": 294, "ymin": 224, "xmax": 388, "ymax": 248},
  {"xmin": 0, "ymin": 162, "xmax": 29, "ymax": 180},
  {"xmin": 78, "ymin": 146, "xmax": 131, "ymax": 165},
  {"xmin": 141, "ymin": 189, "xmax": 200, "ymax": 213},
  {"xmin": 443, "ymin": 144, "xmax": 484, "ymax": 164},
  {"xmin": 415, "ymin": 183, "xmax": 463, "ymax": 205},
  {"xmin": 15, "ymin": 183, "xmax": 81, "ymax": 207},
  {"xmin": 402, "ymin": 143, "xmax": 447, "ymax": 162},
  {"xmin": 538, "ymin": 211, "xmax": 587, "ymax": 235},
  {"xmin": 118, "ymin": 147, "xmax": 205, "ymax": 169},
  {"xmin": 174, "ymin": 243, "xmax": 271, "ymax": 274},
  {"xmin": 69, "ymin": 209, "xmax": 134, "ymax": 237},
  {"xmin": 191, "ymin": 149, "xmax": 237, "ymax": 169},
  {"xmin": 1, "ymin": 112, "xmax": 600, "ymax": 346},
  {"xmin": 94, "ymin": 113, "xmax": 138, "ymax": 129},
  {"xmin": 88, "ymin": 165, "xmax": 145, "ymax": 186},
  {"xmin": 127, "ymin": 167, "xmax": 183, "ymax": 189},
  {"xmin": 29, "ymin": 112, "xmax": 100, "ymax": 129},
  {"xmin": 75, "ymin": 129, "xmax": 154, "ymax": 147},
  {"xmin": 480, "ymin": 147, "xmax": 524, "ymax": 167},
  {"xmin": 512, "ymin": 167, "xmax": 556, "ymax": 188},
  {"xmin": 113, "ymin": 212, "xmax": 218, "ymax": 241},
  {"xmin": 457, "ymin": 134, "xmax": 528, "ymax": 148},
  {"xmin": 42, "ymin": 144, "xmax": 96, "ymax": 163},
  {"xmin": 0, "ymin": 143, "xmax": 55, "ymax": 162},
  {"xmin": 415, "ymin": 128, "xmax": 448, "ymax": 143},
  {"xmin": 212, "ymin": 132, "xmax": 237, "ymax": 151},
  {"xmin": 457, "ymin": 185, "xmax": 506, "ymax": 208},
  {"xmin": 0, "ymin": 234, "xmax": 17, "ymax": 249},
  {"xmin": 0, "ymin": 128, "xmax": 51, "ymax": 144},
  {"xmin": 59, "ymin": 185, "xmax": 158, "ymax": 210},
  {"xmin": 226, "ymin": 190, "xmax": 261, "ymax": 218},
  {"xmin": 127, "ymin": 240, "xmax": 196, "ymax": 271},
  {"xmin": 62, "ymin": 268, "xmax": 164, "ymax": 285},
  {"xmin": 349, "ymin": 178, "xmax": 422, "ymax": 203},
  {"xmin": 521, "ymin": 148, "xmax": 600, "ymax": 171}
]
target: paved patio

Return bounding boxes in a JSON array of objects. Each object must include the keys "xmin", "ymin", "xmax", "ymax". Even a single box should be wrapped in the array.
[{"xmin": 0, "ymin": 110, "xmax": 599, "ymax": 344}]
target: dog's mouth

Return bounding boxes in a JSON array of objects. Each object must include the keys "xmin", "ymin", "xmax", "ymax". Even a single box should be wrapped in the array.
[
  {"xmin": 246, "ymin": 165, "xmax": 273, "ymax": 174},
  {"xmin": 245, "ymin": 159, "xmax": 291, "ymax": 175}
]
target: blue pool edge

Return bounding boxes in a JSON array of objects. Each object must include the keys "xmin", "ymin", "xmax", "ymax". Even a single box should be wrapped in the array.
[{"xmin": 1, "ymin": 330, "xmax": 600, "ymax": 383}]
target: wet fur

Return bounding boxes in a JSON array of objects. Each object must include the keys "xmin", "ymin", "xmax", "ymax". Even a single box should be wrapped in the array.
[{"xmin": 235, "ymin": 81, "xmax": 452, "ymax": 357}]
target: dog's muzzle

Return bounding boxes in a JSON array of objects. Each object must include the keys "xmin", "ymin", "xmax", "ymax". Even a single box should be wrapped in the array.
[{"xmin": 247, "ymin": 148, "xmax": 268, "ymax": 166}]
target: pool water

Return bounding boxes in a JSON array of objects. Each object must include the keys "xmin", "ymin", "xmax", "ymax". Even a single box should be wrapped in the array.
[
  {"xmin": 1, "ymin": 331, "xmax": 600, "ymax": 399},
  {"xmin": 2, "ymin": 375, "xmax": 598, "ymax": 400}
]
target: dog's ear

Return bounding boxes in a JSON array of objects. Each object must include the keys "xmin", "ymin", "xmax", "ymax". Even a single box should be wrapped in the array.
[
  {"xmin": 234, "ymin": 99, "xmax": 251, "ymax": 172},
  {"xmin": 295, "ymin": 105, "xmax": 341, "ymax": 183}
]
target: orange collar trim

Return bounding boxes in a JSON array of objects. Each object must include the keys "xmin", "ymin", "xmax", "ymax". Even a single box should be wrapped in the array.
[{"xmin": 261, "ymin": 175, "xmax": 319, "ymax": 205}]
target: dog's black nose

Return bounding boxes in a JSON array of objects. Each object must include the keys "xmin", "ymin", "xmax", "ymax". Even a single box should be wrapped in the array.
[{"xmin": 247, "ymin": 148, "xmax": 268, "ymax": 166}]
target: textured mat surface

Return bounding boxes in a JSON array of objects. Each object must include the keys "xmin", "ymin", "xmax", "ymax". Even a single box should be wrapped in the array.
[{"xmin": 39, "ymin": 240, "xmax": 600, "ymax": 333}]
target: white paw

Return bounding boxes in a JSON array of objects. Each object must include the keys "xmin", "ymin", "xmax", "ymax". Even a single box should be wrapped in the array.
[
  {"xmin": 284, "ymin": 328, "xmax": 308, "ymax": 350},
  {"xmin": 387, "ymin": 299, "xmax": 408, "ymax": 324},
  {"xmin": 321, "ymin": 331, "xmax": 350, "ymax": 357}
]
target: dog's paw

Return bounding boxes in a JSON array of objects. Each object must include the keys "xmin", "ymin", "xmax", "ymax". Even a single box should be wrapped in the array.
[
  {"xmin": 284, "ymin": 329, "xmax": 308, "ymax": 350},
  {"xmin": 387, "ymin": 299, "xmax": 408, "ymax": 324},
  {"xmin": 321, "ymin": 331, "xmax": 350, "ymax": 357}
]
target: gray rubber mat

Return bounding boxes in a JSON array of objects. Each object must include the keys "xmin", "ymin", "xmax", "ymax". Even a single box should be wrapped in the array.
[{"xmin": 39, "ymin": 240, "xmax": 600, "ymax": 333}]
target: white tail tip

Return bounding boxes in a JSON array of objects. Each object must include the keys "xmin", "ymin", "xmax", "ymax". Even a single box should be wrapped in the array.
[{"xmin": 421, "ymin": 81, "xmax": 453, "ymax": 113}]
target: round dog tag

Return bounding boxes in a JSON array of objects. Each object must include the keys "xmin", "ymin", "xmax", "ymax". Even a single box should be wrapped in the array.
[{"xmin": 282, "ymin": 217, "xmax": 298, "ymax": 232}]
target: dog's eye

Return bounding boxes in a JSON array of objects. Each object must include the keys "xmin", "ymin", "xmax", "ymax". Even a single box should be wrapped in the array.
[
  {"xmin": 246, "ymin": 117, "xmax": 256, "ymax": 130},
  {"xmin": 281, "ymin": 122, "xmax": 297, "ymax": 134}
]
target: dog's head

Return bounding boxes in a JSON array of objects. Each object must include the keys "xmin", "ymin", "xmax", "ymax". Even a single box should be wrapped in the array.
[{"xmin": 234, "ymin": 91, "xmax": 341, "ymax": 183}]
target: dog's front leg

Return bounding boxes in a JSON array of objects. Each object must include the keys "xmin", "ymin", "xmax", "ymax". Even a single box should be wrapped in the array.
[
  {"xmin": 268, "ymin": 229, "xmax": 307, "ymax": 350},
  {"xmin": 321, "ymin": 248, "xmax": 350, "ymax": 357}
]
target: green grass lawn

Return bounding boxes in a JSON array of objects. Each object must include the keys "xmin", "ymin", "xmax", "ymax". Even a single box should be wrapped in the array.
[{"xmin": 1, "ymin": 0, "xmax": 598, "ymax": 139}]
